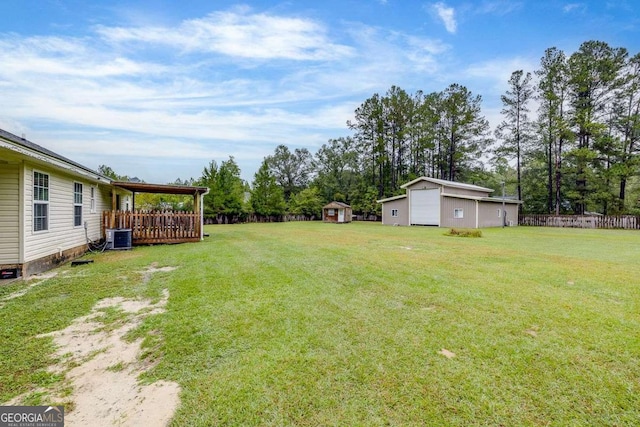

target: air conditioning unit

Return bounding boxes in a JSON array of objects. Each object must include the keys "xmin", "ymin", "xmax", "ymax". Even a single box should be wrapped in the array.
[
  {"xmin": 105, "ymin": 228, "xmax": 132, "ymax": 250},
  {"xmin": 508, "ymin": 221, "xmax": 514, "ymax": 226}
]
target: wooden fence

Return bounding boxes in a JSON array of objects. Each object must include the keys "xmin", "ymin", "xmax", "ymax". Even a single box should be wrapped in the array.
[
  {"xmin": 519, "ymin": 214, "xmax": 640, "ymax": 230},
  {"xmin": 102, "ymin": 210, "xmax": 201, "ymax": 245}
]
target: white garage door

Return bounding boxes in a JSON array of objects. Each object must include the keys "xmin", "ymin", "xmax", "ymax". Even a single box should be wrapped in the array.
[{"xmin": 410, "ymin": 189, "xmax": 440, "ymax": 225}]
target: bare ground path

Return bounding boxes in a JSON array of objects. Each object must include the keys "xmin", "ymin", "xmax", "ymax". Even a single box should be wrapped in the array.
[{"xmin": 4, "ymin": 265, "xmax": 181, "ymax": 427}]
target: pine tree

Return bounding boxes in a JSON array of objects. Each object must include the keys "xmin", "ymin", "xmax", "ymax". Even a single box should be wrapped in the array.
[
  {"xmin": 495, "ymin": 70, "xmax": 534, "ymax": 207},
  {"xmin": 567, "ymin": 40, "xmax": 627, "ymax": 213},
  {"xmin": 438, "ymin": 84, "xmax": 491, "ymax": 182},
  {"xmin": 535, "ymin": 47, "xmax": 570, "ymax": 214},
  {"xmin": 250, "ymin": 160, "xmax": 286, "ymax": 219},
  {"xmin": 611, "ymin": 53, "xmax": 640, "ymax": 211}
]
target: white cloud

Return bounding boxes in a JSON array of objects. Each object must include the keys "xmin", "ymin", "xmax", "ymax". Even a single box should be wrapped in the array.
[
  {"xmin": 475, "ymin": 1, "xmax": 523, "ymax": 16},
  {"xmin": 563, "ymin": 3, "xmax": 585, "ymax": 13},
  {"xmin": 432, "ymin": 2, "xmax": 457, "ymax": 34},
  {"xmin": 463, "ymin": 57, "xmax": 538, "ymax": 90},
  {"xmin": 0, "ymin": 36, "xmax": 167, "ymax": 78},
  {"xmin": 0, "ymin": 7, "xmax": 455, "ymax": 182},
  {"xmin": 404, "ymin": 34, "xmax": 450, "ymax": 72},
  {"xmin": 459, "ymin": 56, "xmax": 541, "ymax": 130},
  {"xmin": 96, "ymin": 9, "xmax": 354, "ymax": 61},
  {"xmin": 335, "ymin": 24, "xmax": 450, "ymax": 91}
]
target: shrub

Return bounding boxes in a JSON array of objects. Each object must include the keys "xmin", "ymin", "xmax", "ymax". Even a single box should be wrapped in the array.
[{"xmin": 445, "ymin": 228, "xmax": 482, "ymax": 238}]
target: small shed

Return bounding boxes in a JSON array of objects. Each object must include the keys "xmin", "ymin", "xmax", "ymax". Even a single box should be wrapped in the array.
[{"xmin": 322, "ymin": 201, "xmax": 352, "ymax": 223}]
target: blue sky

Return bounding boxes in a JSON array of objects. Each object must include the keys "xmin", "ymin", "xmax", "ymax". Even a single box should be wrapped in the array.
[{"xmin": 1, "ymin": 1, "xmax": 639, "ymax": 183}]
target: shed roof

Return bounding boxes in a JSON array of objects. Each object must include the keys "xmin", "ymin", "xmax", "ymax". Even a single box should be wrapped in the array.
[
  {"xmin": 323, "ymin": 201, "xmax": 351, "ymax": 209},
  {"xmin": 401, "ymin": 176, "xmax": 493, "ymax": 193}
]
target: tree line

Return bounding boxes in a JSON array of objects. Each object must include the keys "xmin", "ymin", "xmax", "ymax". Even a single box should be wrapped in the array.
[
  {"xmin": 104, "ymin": 40, "xmax": 640, "ymax": 221},
  {"xmin": 344, "ymin": 39, "xmax": 639, "ymax": 216}
]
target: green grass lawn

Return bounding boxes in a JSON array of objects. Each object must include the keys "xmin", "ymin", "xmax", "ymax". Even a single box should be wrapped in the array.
[{"xmin": 2, "ymin": 222, "xmax": 640, "ymax": 426}]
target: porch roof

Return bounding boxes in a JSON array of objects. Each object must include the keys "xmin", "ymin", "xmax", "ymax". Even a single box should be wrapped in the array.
[{"xmin": 111, "ymin": 181, "xmax": 209, "ymax": 195}]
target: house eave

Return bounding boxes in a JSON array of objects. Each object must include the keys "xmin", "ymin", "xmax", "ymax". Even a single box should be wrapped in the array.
[{"xmin": 0, "ymin": 135, "xmax": 111, "ymax": 184}]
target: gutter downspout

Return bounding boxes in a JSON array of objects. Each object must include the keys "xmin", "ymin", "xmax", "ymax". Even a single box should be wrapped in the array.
[{"xmin": 199, "ymin": 189, "xmax": 209, "ymax": 240}]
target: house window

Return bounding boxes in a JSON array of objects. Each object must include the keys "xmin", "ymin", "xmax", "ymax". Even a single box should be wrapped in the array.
[
  {"xmin": 90, "ymin": 187, "xmax": 96, "ymax": 213},
  {"xmin": 328, "ymin": 209, "xmax": 335, "ymax": 216},
  {"xmin": 454, "ymin": 208, "xmax": 464, "ymax": 219},
  {"xmin": 33, "ymin": 171, "xmax": 49, "ymax": 232},
  {"xmin": 74, "ymin": 182, "xmax": 83, "ymax": 227},
  {"xmin": 497, "ymin": 209, "xmax": 502, "ymax": 218},
  {"xmin": 391, "ymin": 209, "xmax": 398, "ymax": 217}
]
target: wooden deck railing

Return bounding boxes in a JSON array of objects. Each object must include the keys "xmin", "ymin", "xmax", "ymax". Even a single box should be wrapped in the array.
[
  {"xmin": 519, "ymin": 214, "xmax": 640, "ymax": 230},
  {"xmin": 102, "ymin": 210, "xmax": 201, "ymax": 245}
]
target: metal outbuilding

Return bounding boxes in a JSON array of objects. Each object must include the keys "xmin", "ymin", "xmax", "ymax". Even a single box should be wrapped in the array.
[{"xmin": 377, "ymin": 177, "xmax": 521, "ymax": 228}]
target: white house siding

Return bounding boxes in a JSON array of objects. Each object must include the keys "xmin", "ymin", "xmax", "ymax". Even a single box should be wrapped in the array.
[
  {"xmin": 88, "ymin": 184, "xmax": 113, "ymax": 240},
  {"xmin": 381, "ymin": 197, "xmax": 409, "ymax": 226},
  {"xmin": 0, "ymin": 163, "xmax": 20, "ymax": 264},
  {"xmin": 440, "ymin": 197, "xmax": 477, "ymax": 228},
  {"xmin": 23, "ymin": 163, "xmax": 109, "ymax": 263}
]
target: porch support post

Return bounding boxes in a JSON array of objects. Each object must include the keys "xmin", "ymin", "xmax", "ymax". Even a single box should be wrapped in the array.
[
  {"xmin": 194, "ymin": 191, "xmax": 202, "ymax": 240},
  {"xmin": 110, "ymin": 187, "xmax": 117, "ymax": 228}
]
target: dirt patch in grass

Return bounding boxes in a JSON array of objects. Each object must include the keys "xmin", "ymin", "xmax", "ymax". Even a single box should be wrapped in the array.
[
  {"xmin": 141, "ymin": 263, "xmax": 177, "ymax": 286},
  {"xmin": 525, "ymin": 326, "xmax": 539, "ymax": 337},
  {"xmin": 8, "ymin": 264, "xmax": 180, "ymax": 426},
  {"xmin": 0, "ymin": 271, "xmax": 59, "ymax": 308},
  {"xmin": 438, "ymin": 348, "xmax": 456, "ymax": 359}
]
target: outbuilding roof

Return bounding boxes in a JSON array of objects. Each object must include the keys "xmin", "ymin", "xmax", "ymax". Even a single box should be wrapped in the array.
[
  {"xmin": 376, "ymin": 194, "xmax": 407, "ymax": 203},
  {"xmin": 323, "ymin": 201, "xmax": 351, "ymax": 209},
  {"xmin": 441, "ymin": 193, "xmax": 522, "ymax": 204},
  {"xmin": 401, "ymin": 176, "xmax": 493, "ymax": 193},
  {"xmin": 377, "ymin": 192, "xmax": 521, "ymax": 204}
]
